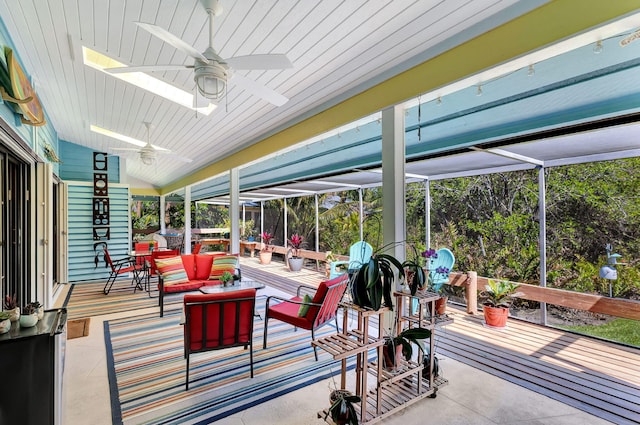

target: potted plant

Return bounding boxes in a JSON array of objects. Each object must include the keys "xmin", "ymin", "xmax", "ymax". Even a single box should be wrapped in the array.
[
  {"xmin": 383, "ymin": 326, "xmax": 432, "ymax": 371},
  {"xmin": 287, "ymin": 233, "xmax": 304, "ymax": 272},
  {"xmin": 219, "ymin": 271, "xmax": 235, "ymax": 287},
  {"xmin": 3, "ymin": 294, "xmax": 19, "ymax": 322},
  {"xmin": 427, "ymin": 265, "xmax": 451, "ymax": 315},
  {"xmin": 401, "ymin": 245, "xmax": 428, "ymax": 295},
  {"xmin": 259, "ymin": 231, "xmax": 275, "ymax": 264},
  {"xmin": 0, "ymin": 310, "xmax": 11, "ymax": 334},
  {"xmin": 326, "ymin": 389, "xmax": 361, "ymax": 425},
  {"xmin": 19, "ymin": 303, "xmax": 38, "ymax": 328},
  {"xmin": 351, "ymin": 244, "xmax": 404, "ymax": 311},
  {"xmin": 29, "ymin": 301, "xmax": 44, "ymax": 320},
  {"xmin": 478, "ymin": 279, "xmax": 523, "ymax": 328}
]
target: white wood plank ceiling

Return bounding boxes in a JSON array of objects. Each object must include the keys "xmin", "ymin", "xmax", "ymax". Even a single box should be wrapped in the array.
[{"xmin": 0, "ymin": 0, "xmax": 536, "ymax": 187}]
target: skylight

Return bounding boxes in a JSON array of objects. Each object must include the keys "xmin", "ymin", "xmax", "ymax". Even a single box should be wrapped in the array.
[
  {"xmin": 90, "ymin": 124, "xmax": 169, "ymax": 152},
  {"xmin": 82, "ymin": 46, "xmax": 216, "ymax": 115}
]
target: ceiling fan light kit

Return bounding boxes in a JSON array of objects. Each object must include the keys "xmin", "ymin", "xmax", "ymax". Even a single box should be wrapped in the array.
[
  {"xmin": 106, "ymin": 0, "xmax": 291, "ymax": 106},
  {"xmin": 194, "ymin": 47, "xmax": 228, "ymax": 100}
]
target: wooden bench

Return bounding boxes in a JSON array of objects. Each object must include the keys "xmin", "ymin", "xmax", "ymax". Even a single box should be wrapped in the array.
[
  {"xmin": 239, "ymin": 240, "xmax": 258, "ymax": 257},
  {"xmin": 257, "ymin": 245, "xmax": 348, "ymax": 273}
]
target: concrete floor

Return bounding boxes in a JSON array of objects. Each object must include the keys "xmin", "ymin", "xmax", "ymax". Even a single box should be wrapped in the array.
[{"xmin": 60, "ymin": 284, "xmax": 614, "ymax": 425}]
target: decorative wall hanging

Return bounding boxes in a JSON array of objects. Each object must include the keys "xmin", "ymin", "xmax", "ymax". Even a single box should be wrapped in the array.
[
  {"xmin": 0, "ymin": 46, "xmax": 46, "ymax": 126},
  {"xmin": 93, "ymin": 172, "xmax": 108, "ymax": 196},
  {"xmin": 92, "ymin": 153, "xmax": 110, "ymax": 266}
]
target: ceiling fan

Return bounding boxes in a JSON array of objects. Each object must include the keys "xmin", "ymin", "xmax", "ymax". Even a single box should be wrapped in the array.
[
  {"xmin": 112, "ymin": 122, "xmax": 192, "ymax": 166},
  {"xmin": 106, "ymin": 0, "xmax": 292, "ymax": 106}
]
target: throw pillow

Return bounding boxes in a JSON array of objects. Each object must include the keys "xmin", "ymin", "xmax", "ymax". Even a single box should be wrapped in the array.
[
  {"xmin": 154, "ymin": 256, "xmax": 189, "ymax": 286},
  {"xmin": 298, "ymin": 294, "xmax": 312, "ymax": 317},
  {"xmin": 209, "ymin": 264, "xmax": 236, "ymax": 280},
  {"xmin": 209, "ymin": 254, "xmax": 238, "ymax": 279}
]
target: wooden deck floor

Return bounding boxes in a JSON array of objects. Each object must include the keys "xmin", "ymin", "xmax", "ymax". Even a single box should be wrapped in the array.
[{"xmin": 240, "ymin": 257, "xmax": 640, "ymax": 425}]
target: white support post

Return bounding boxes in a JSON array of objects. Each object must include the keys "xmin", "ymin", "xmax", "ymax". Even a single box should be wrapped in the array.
[
  {"xmin": 242, "ymin": 203, "xmax": 246, "ymax": 239},
  {"xmin": 382, "ymin": 105, "xmax": 406, "ymax": 259},
  {"xmin": 359, "ymin": 188, "xmax": 364, "ymax": 241},
  {"xmin": 425, "ymin": 179, "xmax": 431, "ymax": 248},
  {"xmin": 260, "ymin": 202, "xmax": 264, "ymax": 238},
  {"xmin": 184, "ymin": 187, "xmax": 192, "ymax": 254},
  {"xmin": 315, "ymin": 194, "xmax": 320, "ymax": 252},
  {"xmin": 230, "ymin": 168, "xmax": 240, "ymax": 254},
  {"xmin": 284, "ymin": 198, "xmax": 288, "ymax": 249},
  {"xmin": 538, "ymin": 165, "xmax": 547, "ymax": 326},
  {"xmin": 160, "ymin": 195, "xmax": 166, "ymax": 234},
  {"xmin": 381, "ymin": 105, "xmax": 406, "ymax": 333}
]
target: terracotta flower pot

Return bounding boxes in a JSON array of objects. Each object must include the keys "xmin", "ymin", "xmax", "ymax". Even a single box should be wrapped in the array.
[
  {"xmin": 382, "ymin": 340, "xmax": 404, "ymax": 371},
  {"xmin": 259, "ymin": 251, "xmax": 272, "ymax": 265},
  {"xmin": 483, "ymin": 305, "xmax": 510, "ymax": 328},
  {"xmin": 435, "ymin": 296, "xmax": 448, "ymax": 315}
]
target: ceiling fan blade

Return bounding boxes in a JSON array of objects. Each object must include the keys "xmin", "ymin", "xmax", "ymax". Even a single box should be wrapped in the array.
[
  {"xmin": 230, "ymin": 74, "xmax": 288, "ymax": 106},
  {"xmin": 226, "ymin": 54, "xmax": 292, "ymax": 70},
  {"xmin": 111, "ymin": 148, "xmax": 140, "ymax": 152},
  {"xmin": 105, "ymin": 64, "xmax": 192, "ymax": 74},
  {"xmin": 135, "ymin": 22, "xmax": 208, "ymax": 62}
]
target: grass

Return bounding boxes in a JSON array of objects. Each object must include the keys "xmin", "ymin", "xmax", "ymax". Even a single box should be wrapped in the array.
[{"xmin": 558, "ymin": 318, "xmax": 640, "ymax": 347}]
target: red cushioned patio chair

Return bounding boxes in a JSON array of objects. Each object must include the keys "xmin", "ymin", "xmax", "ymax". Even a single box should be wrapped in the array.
[
  {"xmin": 183, "ymin": 289, "xmax": 257, "ymax": 390},
  {"xmin": 263, "ymin": 274, "xmax": 349, "ymax": 361}
]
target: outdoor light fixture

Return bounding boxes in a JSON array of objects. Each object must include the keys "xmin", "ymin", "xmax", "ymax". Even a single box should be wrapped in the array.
[
  {"xmin": 194, "ymin": 60, "xmax": 228, "ymax": 101},
  {"xmin": 593, "ymin": 40, "xmax": 604, "ymax": 54}
]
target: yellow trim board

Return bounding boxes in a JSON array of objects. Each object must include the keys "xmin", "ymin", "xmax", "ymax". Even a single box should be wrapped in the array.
[
  {"xmin": 131, "ymin": 187, "xmax": 161, "ymax": 197},
  {"xmin": 162, "ymin": 0, "xmax": 640, "ymax": 194}
]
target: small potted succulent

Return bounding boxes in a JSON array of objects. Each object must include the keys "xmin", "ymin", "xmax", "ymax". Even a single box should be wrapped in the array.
[
  {"xmin": 219, "ymin": 271, "xmax": 235, "ymax": 287},
  {"xmin": 0, "ymin": 310, "xmax": 11, "ymax": 334},
  {"xmin": 19, "ymin": 303, "xmax": 39, "ymax": 328},
  {"xmin": 3, "ymin": 294, "xmax": 20, "ymax": 322},
  {"xmin": 29, "ymin": 301, "xmax": 44, "ymax": 320}
]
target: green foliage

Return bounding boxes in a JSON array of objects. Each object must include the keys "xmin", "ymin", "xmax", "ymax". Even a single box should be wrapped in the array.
[
  {"xmin": 479, "ymin": 279, "xmax": 523, "ymax": 308},
  {"xmin": 391, "ymin": 327, "xmax": 432, "ymax": 361},
  {"xmin": 352, "ymin": 250, "xmax": 404, "ymax": 311},
  {"xmin": 559, "ymin": 318, "xmax": 640, "ymax": 346},
  {"xmin": 327, "ymin": 390, "xmax": 361, "ymax": 425}
]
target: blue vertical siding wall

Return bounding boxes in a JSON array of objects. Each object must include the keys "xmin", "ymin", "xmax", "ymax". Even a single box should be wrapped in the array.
[
  {"xmin": 67, "ymin": 183, "xmax": 130, "ymax": 282},
  {"xmin": 59, "ymin": 140, "xmax": 120, "ymax": 182}
]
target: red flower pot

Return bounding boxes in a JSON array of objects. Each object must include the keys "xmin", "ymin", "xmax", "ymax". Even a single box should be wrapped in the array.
[{"xmin": 483, "ymin": 305, "xmax": 509, "ymax": 328}]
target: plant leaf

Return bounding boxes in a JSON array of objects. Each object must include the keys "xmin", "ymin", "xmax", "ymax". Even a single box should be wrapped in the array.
[{"xmin": 366, "ymin": 258, "xmax": 379, "ymax": 289}]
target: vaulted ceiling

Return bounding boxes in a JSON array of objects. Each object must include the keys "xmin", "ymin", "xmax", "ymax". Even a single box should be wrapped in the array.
[{"xmin": 0, "ymin": 1, "xmax": 639, "ymax": 194}]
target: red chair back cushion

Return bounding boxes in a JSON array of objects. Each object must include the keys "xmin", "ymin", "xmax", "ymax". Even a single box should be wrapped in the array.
[{"xmin": 184, "ymin": 289, "xmax": 256, "ymax": 351}]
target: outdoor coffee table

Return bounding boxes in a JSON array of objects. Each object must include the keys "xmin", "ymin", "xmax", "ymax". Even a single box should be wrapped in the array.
[
  {"xmin": 199, "ymin": 280, "xmax": 266, "ymax": 318},
  {"xmin": 199, "ymin": 280, "xmax": 265, "ymax": 294}
]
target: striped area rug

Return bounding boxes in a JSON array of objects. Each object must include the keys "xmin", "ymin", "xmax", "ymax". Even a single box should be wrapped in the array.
[
  {"xmin": 63, "ymin": 280, "xmax": 183, "ymax": 320},
  {"xmin": 105, "ymin": 300, "xmax": 355, "ymax": 425}
]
